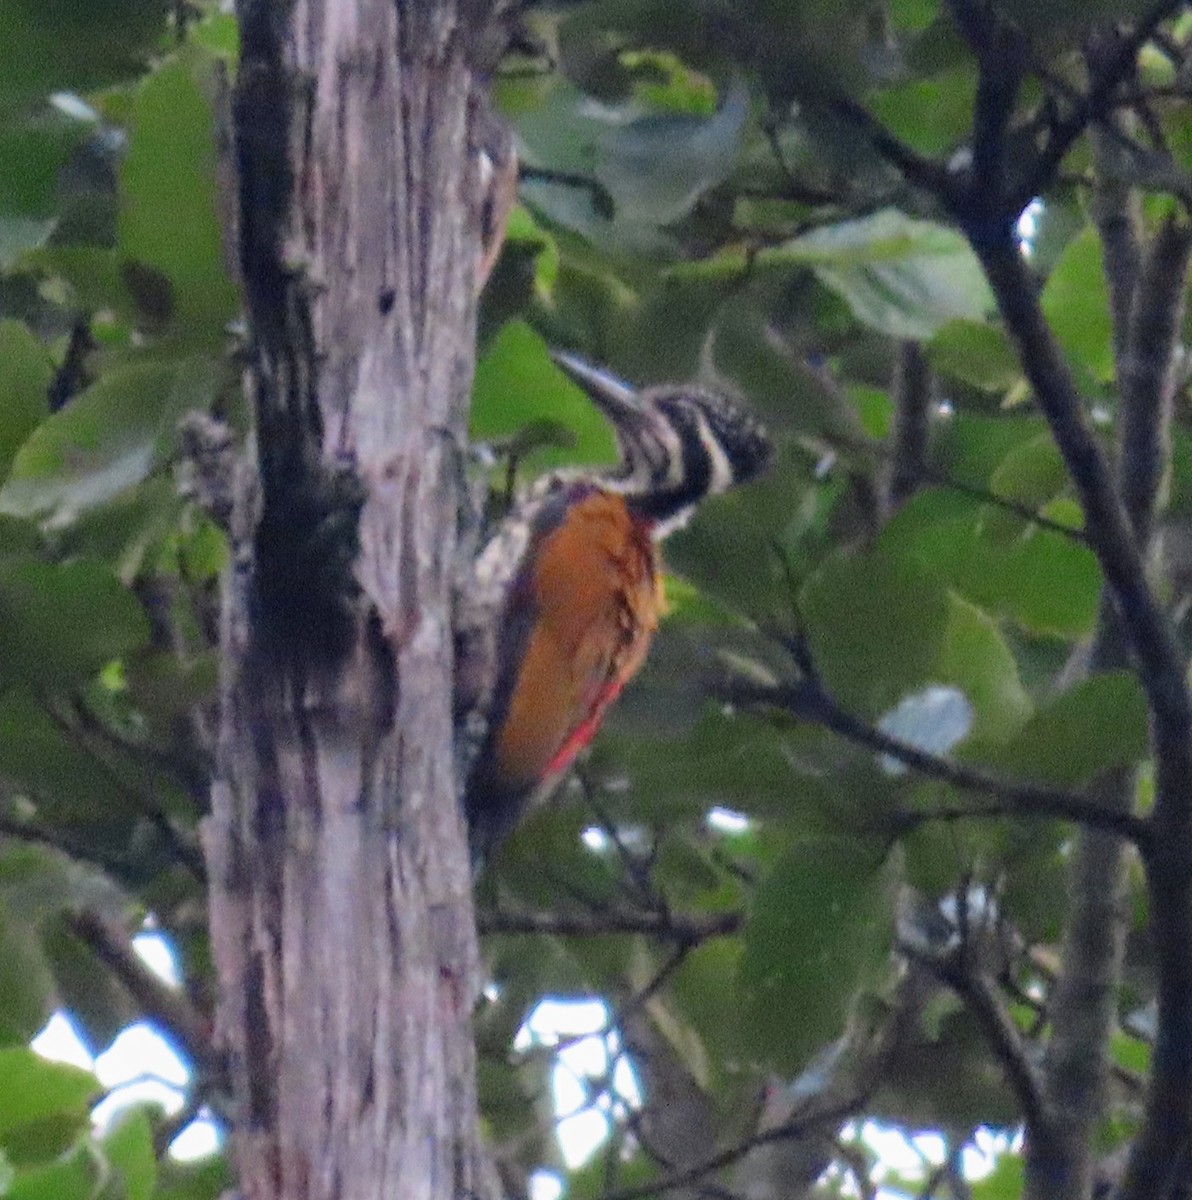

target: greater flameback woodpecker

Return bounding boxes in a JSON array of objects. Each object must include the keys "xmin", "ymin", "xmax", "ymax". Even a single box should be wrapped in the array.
[{"xmin": 461, "ymin": 353, "xmax": 774, "ymax": 864}]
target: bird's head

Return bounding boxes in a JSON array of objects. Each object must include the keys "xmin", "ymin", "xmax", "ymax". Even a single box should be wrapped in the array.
[{"xmin": 553, "ymin": 351, "xmax": 773, "ymax": 535}]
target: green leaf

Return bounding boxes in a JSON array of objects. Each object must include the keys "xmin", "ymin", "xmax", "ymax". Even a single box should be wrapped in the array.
[
  {"xmin": 970, "ymin": 1151, "xmax": 1025, "ymax": 1200},
  {"xmin": 0, "ymin": 358, "xmax": 217, "ymax": 520},
  {"xmin": 739, "ymin": 837, "xmax": 896, "ymax": 1073},
  {"xmin": 0, "ymin": 0, "xmax": 169, "ymax": 107},
  {"xmin": 118, "ymin": 54, "xmax": 239, "ymax": 344},
  {"xmin": 1040, "ymin": 226, "xmax": 1113, "ymax": 382},
  {"xmin": 0, "ymin": 321, "xmax": 51, "ymax": 481},
  {"xmin": 152, "ymin": 1157, "xmax": 232, "ymax": 1200},
  {"xmin": 973, "ymin": 670, "xmax": 1148, "ymax": 787},
  {"xmin": 884, "ymin": 488, "xmax": 1102, "ymax": 638},
  {"xmin": 0, "ymin": 106, "xmax": 96, "ymax": 223},
  {"xmin": 0, "ymin": 217, "xmax": 55, "ymax": 270},
  {"xmin": 868, "ymin": 67, "xmax": 978, "ymax": 156},
  {"xmin": 594, "ymin": 76, "xmax": 750, "ymax": 226},
  {"xmin": 102, "ymin": 1110, "xmax": 156, "ymax": 1200},
  {"xmin": 989, "ymin": 433, "xmax": 1068, "ymax": 506},
  {"xmin": 800, "ymin": 549, "xmax": 949, "ymax": 714},
  {"xmin": 0, "ymin": 559, "xmax": 148, "ymax": 689},
  {"xmin": 927, "ymin": 319, "xmax": 1021, "ymax": 392},
  {"xmin": 471, "ymin": 321, "xmax": 616, "ymax": 472},
  {"xmin": 762, "ymin": 209, "xmax": 994, "ymax": 339},
  {"xmin": 934, "ymin": 596, "xmax": 1032, "ymax": 744},
  {"xmin": 0, "ymin": 908, "xmax": 53, "ymax": 1046},
  {"xmin": 0, "ymin": 1048, "xmax": 96, "ymax": 1143}
]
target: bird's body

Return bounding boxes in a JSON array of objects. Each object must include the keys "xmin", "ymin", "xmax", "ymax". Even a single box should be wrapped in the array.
[{"xmin": 460, "ymin": 355, "xmax": 772, "ymax": 862}]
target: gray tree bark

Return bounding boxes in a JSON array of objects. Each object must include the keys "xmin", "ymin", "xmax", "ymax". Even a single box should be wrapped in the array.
[{"xmin": 203, "ymin": 4, "xmax": 500, "ymax": 1198}]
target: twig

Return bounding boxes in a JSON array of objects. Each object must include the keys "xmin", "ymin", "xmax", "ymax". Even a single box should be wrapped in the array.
[
  {"xmin": 1013, "ymin": 0, "xmax": 1186, "ymax": 214},
  {"xmin": 596, "ymin": 1098, "xmax": 861, "ymax": 1200},
  {"xmin": 724, "ymin": 677, "xmax": 1152, "ymax": 844}
]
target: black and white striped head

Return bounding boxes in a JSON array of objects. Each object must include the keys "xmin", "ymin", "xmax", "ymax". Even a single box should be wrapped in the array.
[{"xmin": 553, "ymin": 352, "xmax": 773, "ymax": 535}]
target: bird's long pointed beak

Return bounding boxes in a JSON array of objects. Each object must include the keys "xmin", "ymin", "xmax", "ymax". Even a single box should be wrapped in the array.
[{"xmin": 551, "ymin": 351, "xmax": 648, "ymax": 428}]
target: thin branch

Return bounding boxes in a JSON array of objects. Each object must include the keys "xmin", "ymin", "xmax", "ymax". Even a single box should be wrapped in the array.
[
  {"xmin": 828, "ymin": 97, "xmax": 960, "ymax": 203},
  {"xmin": 596, "ymin": 1098, "xmax": 861, "ymax": 1200},
  {"xmin": 725, "ymin": 677, "xmax": 1152, "ymax": 844},
  {"xmin": 903, "ymin": 936, "xmax": 1050, "ymax": 1135},
  {"xmin": 1013, "ymin": 0, "xmax": 1186, "ymax": 214},
  {"xmin": 479, "ymin": 907, "xmax": 743, "ymax": 941},
  {"xmin": 68, "ymin": 909, "xmax": 221, "ymax": 1076}
]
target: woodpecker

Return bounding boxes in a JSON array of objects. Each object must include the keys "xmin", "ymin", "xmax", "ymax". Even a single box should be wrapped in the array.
[{"xmin": 459, "ymin": 353, "xmax": 773, "ymax": 864}]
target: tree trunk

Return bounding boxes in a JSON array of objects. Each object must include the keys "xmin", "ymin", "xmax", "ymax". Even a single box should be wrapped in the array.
[{"xmin": 204, "ymin": 4, "xmax": 497, "ymax": 1198}]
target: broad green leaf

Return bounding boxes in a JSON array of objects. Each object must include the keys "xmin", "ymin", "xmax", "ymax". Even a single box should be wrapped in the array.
[
  {"xmin": 884, "ymin": 489, "xmax": 1102, "ymax": 638},
  {"xmin": 663, "ymin": 447, "xmax": 815, "ymax": 619},
  {"xmin": 0, "ymin": 560, "xmax": 148, "ymax": 689},
  {"xmin": 970, "ymin": 1152, "xmax": 1025, "ymax": 1200},
  {"xmin": 119, "ymin": 54, "xmax": 239, "ymax": 344},
  {"xmin": 0, "ymin": 689, "xmax": 134, "ymax": 819},
  {"xmin": 0, "ymin": 217, "xmax": 55, "ymax": 270},
  {"xmin": 974, "ymin": 671, "xmax": 1148, "ymax": 786},
  {"xmin": 472, "ymin": 321, "xmax": 616, "ymax": 472},
  {"xmin": 594, "ymin": 76, "xmax": 749, "ymax": 226},
  {"xmin": 152, "ymin": 1158, "xmax": 232, "ymax": 1200},
  {"xmin": 739, "ymin": 837, "xmax": 896, "ymax": 1073},
  {"xmin": 0, "ymin": 0, "xmax": 169, "ymax": 107},
  {"xmin": 0, "ymin": 321, "xmax": 50, "ymax": 481},
  {"xmin": 0, "ymin": 1048, "xmax": 96, "ymax": 1141},
  {"xmin": 934, "ymin": 597, "xmax": 1032, "ymax": 743},
  {"xmin": 0, "ymin": 358, "xmax": 217, "ymax": 520},
  {"xmin": 927, "ymin": 319, "xmax": 1021, "ymax": 392},
  {"xmin": 102, "ymin": 1110, "xmax": 156, "ymax": 1200},
  {"xmin": 710, "ymin": 295, "xmax": 870, "ymax": 444},
  {"xmin": 800, "ymin": 549, "xmax": 949, "ymax": 714},
  {"xmin": 762, "ymin": 210, "xmax": 994, "ymax": 339},
  {"xmin": 667, "ymin": 939, "xmax": 745, "ymax": 1086},
  {"xmin": 1040, "ymin": 226, "xmax": 1113, "ymax": 382},
  {"xmin": 0, "ymin": 908, "xmax": 53, "ymax": 1045},
  {"xmin": 0, "ymin": 106, "xmax": 96, "ymax": 222},
  {"xmin": 869, "ymin": 67, "xmax": 978, "ymax": 156},
  {"xmin": 989, "ymin": 433, "xmax": 1068, "ymax": 507},
  {"xmin": 6, "ymin": 1145, "xmax": 96, "ymax": 1200}
]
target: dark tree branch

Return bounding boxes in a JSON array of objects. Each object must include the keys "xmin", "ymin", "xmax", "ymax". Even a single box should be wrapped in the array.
[
  {"xmin": 971, "ymin": 238, "xmax": 1192, "ymax": 753},
  {"xmin": 725, "ymin": 677, "xmax": 1152, "ymax": 844},
  {"xmin": 946, "ymin": 0, "xmax": 1028, "ymax": 203},
  {"xmin": 902, "ymin": 934, "xmax": 1051, "ymax": 1141},
  {"xmin": 1119, "ymin": 214, "xmax": 1192, "ymax": 541},
  {"xmin": 884, "ymin": 341, "xmax": 932, "ymax": 515},
  {"xmin": 479, "ymin": 906, "xmax": 742, "ymax": 941},
  {"xmin": 1089, "ymin": 123, "xmax": 1144, "ymax": 369},
  {"xmin": 69, "ymin": 909, "xmax": 220, "ymax": 1076}
]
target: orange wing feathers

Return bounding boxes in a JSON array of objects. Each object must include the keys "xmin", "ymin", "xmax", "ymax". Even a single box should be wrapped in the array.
[{"xmin": 492, "ymin": 490, "xmax": 662, "ymax": 795}]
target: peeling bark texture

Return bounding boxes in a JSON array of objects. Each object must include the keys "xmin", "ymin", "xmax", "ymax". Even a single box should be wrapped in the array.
[{"xmin": 205, "ymin": 4, "xmax": 502, "ymax": 1199}]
